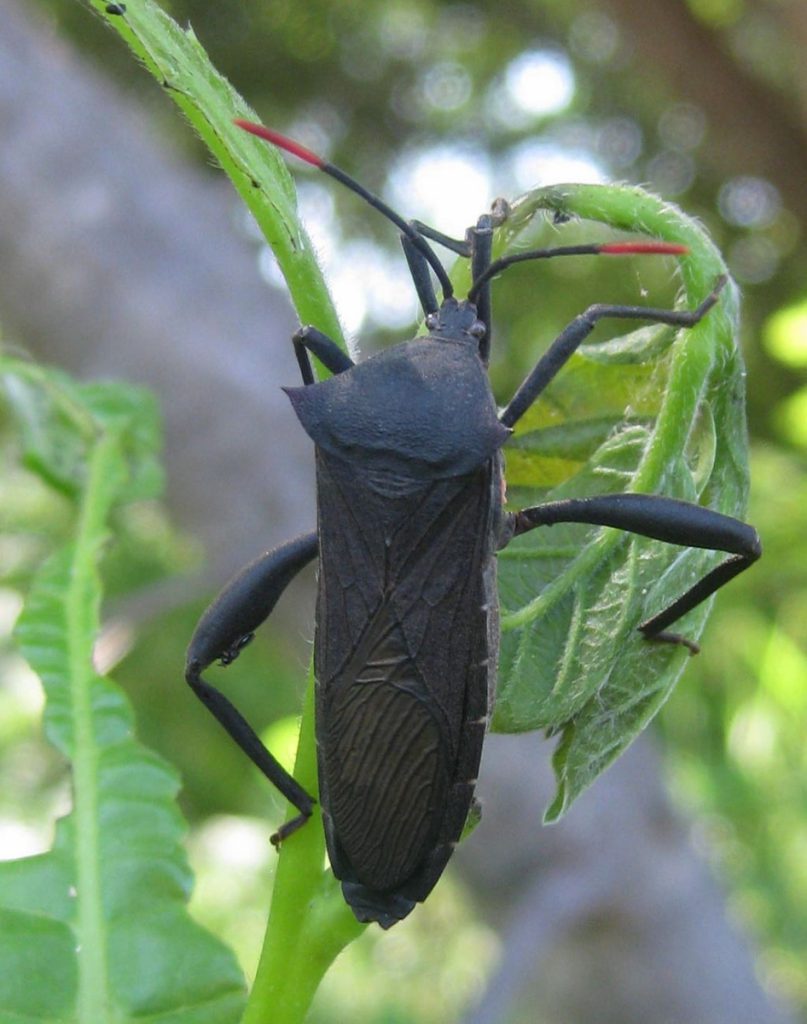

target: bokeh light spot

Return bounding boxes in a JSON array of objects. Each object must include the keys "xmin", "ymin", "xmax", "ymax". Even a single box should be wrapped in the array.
[{"xmin": 504, "ymin": 49, "xmax": 575, "ymax": 117}]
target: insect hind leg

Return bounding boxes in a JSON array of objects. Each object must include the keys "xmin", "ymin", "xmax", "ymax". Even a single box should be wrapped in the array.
[
  {"xmin": 185, "ymin": 532, "xmax": 319, "ymax": 842},
  {"xmin": 508, "ymin": 494, "xmax": 761, "ymax": 652}
]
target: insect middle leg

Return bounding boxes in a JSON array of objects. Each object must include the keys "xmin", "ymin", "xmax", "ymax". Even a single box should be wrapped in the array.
[
  {"xmin": 499, "ymin": 276, "xmax": 727, "ymax": 429},
  {"xmin": 507, "ymin": 494, "xmax": 761, "ymax": 651},
  {"xmin": 497, "ymin": 274, "xmax": 756, "ymax": 648},
  {"xmin": 185, "ymin": 531, "xmax": 319, "ymax": 842}
]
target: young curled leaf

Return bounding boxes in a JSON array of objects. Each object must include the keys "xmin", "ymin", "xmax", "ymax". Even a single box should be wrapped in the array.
[{"xmin": 489, "ymin": 184, "xmax": 747, "ymax": 821}]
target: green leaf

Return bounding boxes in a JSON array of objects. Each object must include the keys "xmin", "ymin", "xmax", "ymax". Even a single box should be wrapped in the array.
[
  {"xmin": 1, "ymin": 360, "xmax": 163, "ymax": 504},
  {"xmin": 0, "ymin": 363, "xmax": 246, "ymax": 1023},
  {"xmin": 489, "ymin": 184, "xmax": 748, "ymax": 821}
]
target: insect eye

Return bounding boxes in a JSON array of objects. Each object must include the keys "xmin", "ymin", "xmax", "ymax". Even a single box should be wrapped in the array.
[
  {"xmin": 425, "ymin": 313, "xmax": 439, "ymax": 330},
  {"xmin": 470, "ymin": 321, "xmax": 486, "ymax": 339}
]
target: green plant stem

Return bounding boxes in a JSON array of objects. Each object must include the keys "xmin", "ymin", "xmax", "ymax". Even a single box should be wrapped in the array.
[
  {"xmin": 69, "ymin": 431, "xmax": 123, "ymax": 1021},
  {"xmin": 87, "ymin": 6, "xmax": 363, "ymax": 1016},
  {"xmin": 244, "ymin": 670, "xmax": 364, "ymax": 1024},
  {"xmin": 244, "ymin": 672, "xmax": 321, "ymax": 1024},
  {"xmin": 89, "ymin": 0, "xmax": 344, "ymax": 348}
]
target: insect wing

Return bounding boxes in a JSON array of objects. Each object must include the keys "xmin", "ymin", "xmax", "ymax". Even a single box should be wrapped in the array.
[{"xmin": 314, "ymin": 452, "xmax": 499, "ymax": 896}]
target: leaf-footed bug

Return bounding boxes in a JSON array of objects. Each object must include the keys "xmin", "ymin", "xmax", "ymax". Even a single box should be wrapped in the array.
[{"xmin": 185, "ymin": 122, "xmax": 761, "ymax": 927}]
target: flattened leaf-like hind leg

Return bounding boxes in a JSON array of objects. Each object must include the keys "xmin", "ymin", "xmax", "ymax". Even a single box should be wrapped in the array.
[
  {"xmin": 185, "ymin": 532, "xmax": 319, "ymax": 843},
  {"xmin": 507, "ymin": 495, "xmax": 761, "ymax": 652}
]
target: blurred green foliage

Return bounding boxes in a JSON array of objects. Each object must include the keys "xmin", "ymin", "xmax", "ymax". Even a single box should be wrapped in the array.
[
  {"xmin": 660, "ymin": 444, "xmax": 807, "ymax": 1008},
  {"xmin": 2, "ymin": 0, "xmax": 806, "ymax": 1018}
]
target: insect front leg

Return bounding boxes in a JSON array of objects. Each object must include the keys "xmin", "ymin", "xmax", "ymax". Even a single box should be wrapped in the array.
[
  {"xmin": 185, "ymin": 531, "xmax": 319, "ymax": 842},
  {"xmin": 506, "ymin": 494, "xmax": 761, "ymax": 652},
  {"xmin": 401, "ymin": 234, "xmax": 440, "ymax": 317},
  {"xmin": 407, "ymin": 212, "xmax": 500, "ymax": 359},
  {"xmin": 401, "ymin": 216, "xmax": 489, "ymax": 320},
  {"xmin": 292, "ymin": 326, "xmax": 354, "ymax": 385},
  {"xmin": 499, "ymin": 276, "xmax": 727, "ymax": 429},
  {"xmin": 468, "ymin": 215, "xmax": 495, "ymax": 362}
]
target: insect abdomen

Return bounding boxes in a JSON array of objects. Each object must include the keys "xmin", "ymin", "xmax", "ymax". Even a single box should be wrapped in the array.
[{"xmin": 324, "ymin": 653, "xmax": 450, "ymax": 890}]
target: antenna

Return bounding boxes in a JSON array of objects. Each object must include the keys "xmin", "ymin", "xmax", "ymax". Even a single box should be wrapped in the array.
[
  {"xmin": 468, "ymin": 241, "xmax": 688, "ymax": 302},
  {"xmin": 235, "ymin": 120, "xmax": 454, "ymax": 299}
]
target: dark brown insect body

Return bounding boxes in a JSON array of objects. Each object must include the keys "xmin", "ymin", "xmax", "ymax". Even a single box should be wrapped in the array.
[{"xmin": 291, "ymin": 321, "xmax": 508, "ymax": 923}]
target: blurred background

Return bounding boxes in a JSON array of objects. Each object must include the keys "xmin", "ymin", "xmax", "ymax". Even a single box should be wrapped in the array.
[{"xmin": 0, "ymin": 0, "xmax": 805, "ymax": 1021}]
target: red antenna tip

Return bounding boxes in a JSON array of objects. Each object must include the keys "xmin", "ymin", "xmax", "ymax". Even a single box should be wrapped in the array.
[
  {"xmin": 599, "ymin": 241, "xmax": 689, "ymax": 256},
  {"xmin": 234, "ymin": 119, "xmax": 325, "ymax": 169}
]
